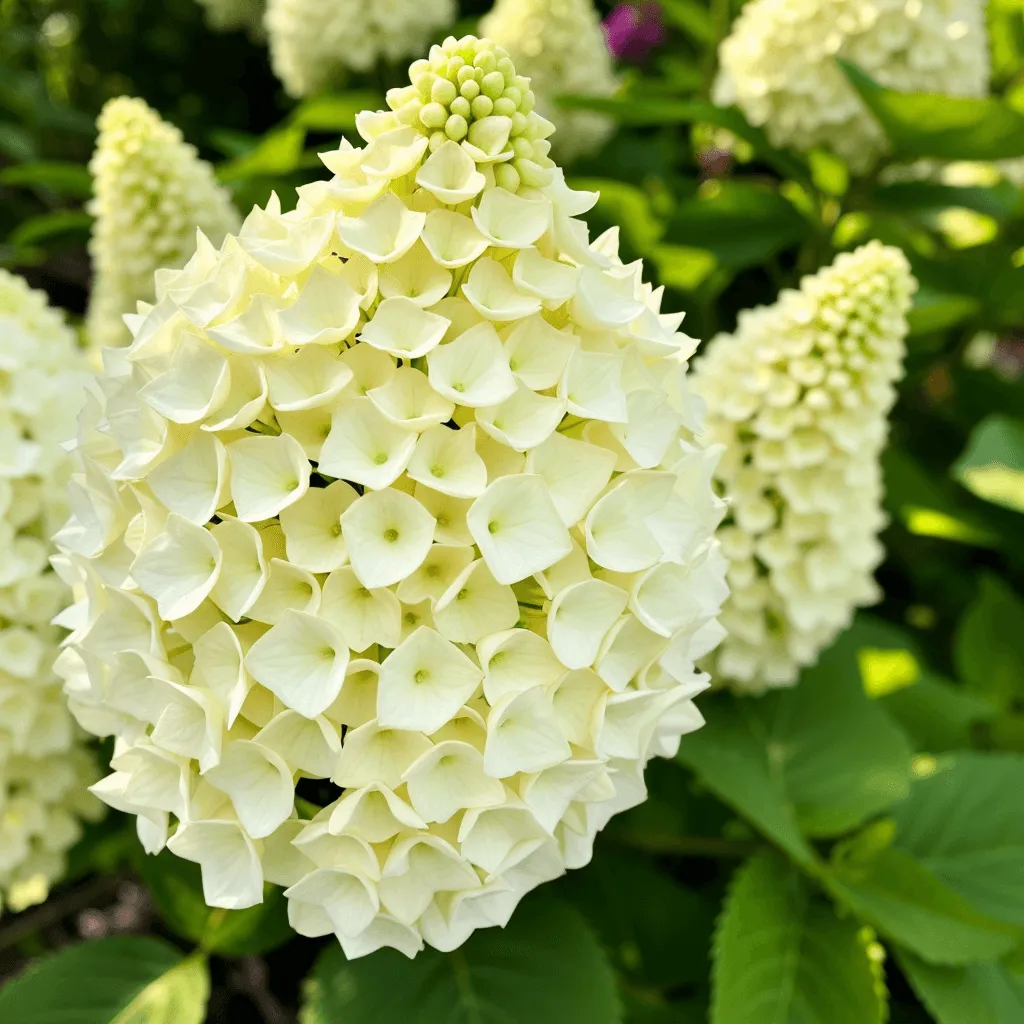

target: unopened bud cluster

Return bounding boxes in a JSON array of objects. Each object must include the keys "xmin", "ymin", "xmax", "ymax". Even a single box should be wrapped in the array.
[
  {"xmin": 694, "ymin": 242, "xmax": 915, "ymax": 692},
  {"xmin": 0, "ymin": 271, "xmax": 102, "ymax": 915},
  {"xmin": 387, "ymin": 35, "xmax": 556, "ymax": 194}
]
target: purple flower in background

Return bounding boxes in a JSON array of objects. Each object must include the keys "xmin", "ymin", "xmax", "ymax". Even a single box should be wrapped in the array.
[{"xmin": 603, "ymin": 2, "xmax": 667, "ymax": 64}]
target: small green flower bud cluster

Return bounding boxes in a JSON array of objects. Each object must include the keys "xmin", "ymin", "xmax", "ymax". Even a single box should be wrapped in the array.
[{"xmin": 387, "ymin": 35, "xmax": 556, "ymax": 193}]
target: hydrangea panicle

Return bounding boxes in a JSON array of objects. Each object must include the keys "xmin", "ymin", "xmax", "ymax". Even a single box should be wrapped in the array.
[
  {"xmin": 693, "ymin": 242, "xmax": 916, "ymax": 692},
  {"xmin": 0, "ymin": 270, "xmax": 102, "ymax": 915},
  {"xmin": 87, "ymin": 96, "xmax": 240, "ymax": 348},
  {"xmin": 55, "ymin": 35, "xmax": 728, "ymax": 957},
  {"xmin": 265, "ymin": 0, "xmax": 457, "ymax": 98},
  {"xmin": 714, "ymin": 0, "xmax": 990, "ymax": 172},
  {"xmin": 480, "ymin": 0, "xmax": 619, "ymax": 162}
]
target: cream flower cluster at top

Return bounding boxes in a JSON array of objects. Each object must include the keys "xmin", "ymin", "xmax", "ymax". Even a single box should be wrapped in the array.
[
  {"xmin": 714, "ymin": 0, "xmax": 990, "ymax": 172},
  {"xmin": 0, "ymin": 271, "xmax": 102, "ymax": 915},
  {"xmin": 693, "ymin": 242, "xmax": 915, "ymax": 693},
  {"xmin": 194, "ymin": 0, "xmax": 265, "ymax": 39},
  {"xmin": 480, "ymin": 0, "xmax": 618, "ymax": 163},
  {"xmin": 54, "ymin": 35, "xmax": 728, "ymax": 958},
  {"xmin": 265, "ymin": 0, "xmax": 456, "ymax": 98},
  {"xmin": 87, "ymin": 97, "xmax": 240, "ymax": 349}
]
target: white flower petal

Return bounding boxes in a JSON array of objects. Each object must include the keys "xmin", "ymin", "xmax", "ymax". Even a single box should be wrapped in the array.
[
  {"xmin": 320, "ymin": 566, "xmax": 401, "ymax": 652},
  {"xmin": 483, "ymin": 685, "xmax": 571, "ymax": 778},
  {"xmin": 340, "ymin": 488, "xmax": 435, "ymax": 589},
  {"xmin": 462, "ymin": 258, "xmax": 542, "ymax": 321},
  {"xmin": 209, "ymin": 518, "xmax": 267, "ymax": 621},
  {"xmin": 329, "ymin": 784, "xmax": 427, "ymax": 843},
  {"xmin": 427, "ymin": 322, "xmax": 517, "ymax": 408},
  {"xmin": 147, "ymin": 432, "xmax": 229, "ymax": 525},
  {"xmin": 167, "ymin": 820, "xmax": 263, "ymax": 909},
  {"xmin": 227, "ymin": 434, "xmax": 311, "ymax": 522},
  {"xmin": 471, "ymin": 188, "xmax": 550, "ymax": 248},
  {"xmin": 279, "ymin": 479, "xmax": 358, "ymax": 573},
  {"xmin": 256, "ymin": 710, "xmax": 341, "ymax": 777},
  {"xmin": 407, "ymin": 424, "xmax": 488, "ymax": 499},
  {"xmin": 525, "ymin": 432, "xmax": 616, "ymax": 528},
  {"xmin": 277, "ymin": 264, "xmax": 361, "ymax": 346},
  {"xmin": 512, "ymin": 248, "xmax": 580, "ymax": 307},
  {"xmin": 416, "ymin": 141, "xmax": 486, "ymax": 204},
  {"xmin": 558, "ymin": 346, "xmax": 628, "ymax": 423},
  {"xmin": 318, "ymin": 397, "xmax": 417, "ymax": 490},
  {"xmin": 584, "ymin": 471, "xmax": 675, "ymax": 572},
  {"xmin": 367, "ymin": 367, "xmax": 455, "ymax": 431},
  {"xmin": 433, "ymin": 559, "xmax": 519, "ymax": 644},
  {"xmin": 394, "ymin": 542, "xmax": 476, "ymax": 606},
  {"xmin": 549, "ymin": 669, "xmax": 608, "ymax": 747},
  {"xmin": 359, "ymin": 297, "xmax": 450, "ymax": 359},
  {"xmin": 246, "ymin": 557, "xmax": 320, "ymax": 625},
  {"xmin": 378, "ymin": 243, "xmax": 453, "ymax": 308},
  {"xmin": 548, "ymin": 579, "xmax": 629, "ymax": 670},
  {"xmin": 203, "ymin": 739, "xmax": 294, "ymax": 839},
  {"xmin": 477, "ymin": 384, "xmax": 566, "ymax": 453},
  {"xmin": 403, "ymin": 740, "xmax": 505, "ymax": 823},
  {"xmin": 337, "ymin": 192, "xmax": 426, "ymax": 264},
  {"xmin": 502, "ymin": 315, "xmax": 576, "ymax": 390},
  {"xmin": 421, "ymin": 210, "xmax": 490, "ymax": 268},
  {"xmin": 478, "ymin": 628, "xmax": 564, "ymax": 705},
  {"xmin": 264, "ymin": 345, "xmax": 354, "ymax": 412},
  {"xmin": 333, "ymin": 719, "xmax": 432, "ymax": 790}
]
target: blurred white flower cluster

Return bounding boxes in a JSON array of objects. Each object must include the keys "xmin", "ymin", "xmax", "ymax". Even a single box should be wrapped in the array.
[
  {"xmin": 0, "ymin": 270, "xmax": 102, "ymax": 915},
  {"xmin": 693, "ymin": 242, "xmax": 915, "ymax": 692},
  {"xmin": 265, "ymin": 0, "xmax": 456, "ymax": 98},
  {"xmin": 87, "ymin": 97, "xmax": 240, "ymax": 349},
  {"xmin": 714, "ymin": 0, "xmax": 990, "ymax": 172},
  {"xmin": 194, "ymin": 0, "xmax": 265, "ymax": 39},
  {"xmin": 54, "ymin": 35, "xmax": 728, "ymax": 957},
  {"xmin": 481, "ymin": 0, "xmax": 618, "ymax": 162}
]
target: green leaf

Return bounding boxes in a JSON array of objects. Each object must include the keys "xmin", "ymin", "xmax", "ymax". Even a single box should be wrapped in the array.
[
  {"xmin": 840, "ymin": 61, "xmax": 1024, "ymax": 160},
  {"xmin": 891, "ymin": 753, "xmax": 1024, "ymax": 928},
  {"xmin": 712, "ymin": 851, "xmax": 886, "ymax": 1024},
  {"xmin": 0, "ymin": 161, "xmax": 92, "ymax": 198},
  {"xmin": 652, "ymin": 245, "xmax": 718, "ymax": 291},
  {"xmin": 666, "ymin": 180, "xmax": 806, "ymax": 268},
  {"xmin": 219, "ymin": 123, "xmax": 306, "ymax": 182},
  {"xmin": 954, "ymin": 575, "xmax": 1024, "ymax": 710},
  {"xmin": 560, "ymin": 847, "xmax": 716, "ymax": 989},
  {"xmin": 826, "ymin": 842, "xmax": 1017, "ymax": 965},
  {"xmin": 879, "ymin": 673, "xmax": 994, "ymax": 753},
  {"xmin": 954, "ymin": 415, "xmax": 1024, "ymax": 515},
  {"xmin": 871, "ymin": 181, "xmax": 1022, "ymax": 220},
  {"xmin": 677, "ymin": 621, "xmax": 912, "ymax": 860},
  {"xmin": 299, "ymin": 898, "xmax": 622, "ymax": 1024},
  {"xmin": 658, "ymin": 0, "xmax": 715, "ymax": 43},
  {"xmin": 291, "ymin": 92, "xmax": 382, "ymax": 131},
  {"xmin": 898, "ymin": 951, "xmax": 1024, "ymax": 1024},
  {"xmin": 138, "ymin": 848, "xmax": 292, "ymax": 956},
  {"xmin": 8, "ymin": 210, "xmax": 93, "ymax": 247},
  {"xmin": 0, "ymin": 938, "xmax": 208, "ymax": 1024},
  {"xmin": 907, "ymin": 288, "xmax": 981, "ymax": 336}
]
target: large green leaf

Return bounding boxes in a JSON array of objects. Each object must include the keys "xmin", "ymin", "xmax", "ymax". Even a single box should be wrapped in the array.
[
  {"xmin": 8, "ymin": 209, "xmax": 93, "ymax": 247},
  {"xmin": 560, "ymin": 847, "xmax": 716, "ymax": 989},
  {"xmin": 898, "ymin": 951, "xmax": 1024, "ymax": 1024},
  {"xmin": 826, "ymin": 842, "xmax": 1017, "ymax": 965},
  {"xmin": 712, "ymin": 852, "xmax": 886, "ymax": 1024},
  {"xmin": 840, "ymin": 61, "xmax": 1024, "ymax": 160},
  {"xmin": 678, "ymin": 620, "xmax": 912, "ymax": 861},
  {"xmin": 0, "ymin": 161, "xmax": 92, "ymax": 198},
  {"xmin": 291, "ymin": 92, "xmax": 382, "ymax": 131},
  {"xmin": 138, "ymin": 848, "xmax": 292, "ymax": 955},
  {"xmin": 880, "ymin": 673, "xmax": 994, "ymax": 752},
  {"xmin": 218, "ymin": 123, "xmax": 306, "ymax": 182},
  {"xmin": 871, "ymin": 181, "xmax": 1022, "ymax": 220},
  {"xmin": 0, "ymin": 938, "xmax": 208, "ymax": 1024},
  {"xmin": 954, "ymin": 575, "xmax": 1024, "ymax": 709},
  {"xmin": 891, "ymin": 753, "xmax": 1024, "ymax": 928},
  {"xmin": 570, "ymin": 177, "xmax": 665, "ymax": 255},
  {"xmin": 299, "ymin": 898, "xmax": 621, "ymax": 1024},
  {"xmin": 666, "ymin": 180, "xmax": 806, "ymax": 268},
  {"xmin": 954, "ymin": 416, "xmax": 1024, "ymax": 515}
]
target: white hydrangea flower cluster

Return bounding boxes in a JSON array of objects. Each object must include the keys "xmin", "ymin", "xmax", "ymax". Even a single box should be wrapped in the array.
[
  {"xmin": 0, "ymin": 271, "xmax": 102, "ymax": 915},
  {"xmin": 264, "ymin": 0, "xmax": 457, "ymax": 98},
  {"xmin": 87, "ymin": 97, "xmax": 240, "ymax": 349},
  {"xmin": 714, "ymin": 0, "xmax": 990, "ymax": 172},
  {"xmin": 194, "ymin": 0, "xmax": 265, "ymax": 39},
  {"xmin": 693, "ymin": 242, "xmax": 915, "ymax": 693},
  {"xmin": 480, "ymin": 0, "xmax": 618, "ymax": 163},
  {"xmin": 54, "ymin": 36, "xmax": 728, "ymax": 958}
]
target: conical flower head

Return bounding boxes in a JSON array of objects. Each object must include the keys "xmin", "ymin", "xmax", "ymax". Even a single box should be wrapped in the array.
[
  {"xmin": 693, "ymin": 242, "xmax": 916, "ymax": 693},
  {"xmin": 265, "ymin": 0, "xmax": 456, "ymax": 98},
  {"xmin": 714, "ymin": 0, "xmax": 990, "ymax": 172},
  {"xmin": 87, "ymin": 96, "xmax": 240, "ymax": 348},
  {"xmin": 0, "ymin": 271, "xmax": 103, "ymax": 914},
  {"xmin": 480, "ymin": 0, "xmax": 619, "ymax": 163},
  {"xmin": 54, "ymin": 36, "xmax": 727, "ymax": 958}
]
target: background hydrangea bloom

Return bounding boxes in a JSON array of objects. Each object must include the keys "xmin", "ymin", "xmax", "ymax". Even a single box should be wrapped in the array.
[
  {"xmin": 264, "ymin": 0, "xmax": 457, "ymax": 98},
  {"xmin": 714, "ymin": 0, "xmax": 990, "ymax": 172},
  {"xmin": 693, "ymin": 242, "xmax": 916, "ymax": 693},
  {"xmin": 480, "ymin": 0, "xmax": 619, "ymax": 163},
  {"xmin": 54, "ymin": 35, "xmax": 728, "ymax": 958},
  {"xmin": 86, "ymin": 96, "xmax": 240, "ymax": 348},
  {"xmin": 0, "ymin": 270, "xmax": 103, "ymax": 915},
  {"xmin": 194, "ymin": 0, "xmax": 265, "ymax": 39}
]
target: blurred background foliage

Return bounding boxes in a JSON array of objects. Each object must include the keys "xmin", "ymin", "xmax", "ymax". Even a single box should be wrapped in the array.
[{"xmin": 1, "ymin": 1, "xmax": 1024, "ymax": 1023}]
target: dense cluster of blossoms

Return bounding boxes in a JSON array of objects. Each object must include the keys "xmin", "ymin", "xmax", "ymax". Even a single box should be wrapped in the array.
[
  {"xmin": 0, "ymin": 271, "xmax": 102, "ymax": 915},
  {"xmin": 87, "ymin": 97, "xmax": 240, "ymax": 349},
  {"xmin": 713, "ymin": 0, "xmax": 990, "ymax": 172},
  {"xmin": 194, "ymin": 0, "xmax": 265, "ymax": 39},
  {"xmin": 264, "ymin": 0, "xmax": 456, "ymax": 98},
  {"xmin": 54, "ymin": 36, "xmax": 728, "ymax": 957},
  {"xmin": 480, "ymin": 0, "xmax": 618, "ymax": 163},
  {"xmin": 693, "ymin": 242, "xmax": 915, "ymax": 693}
]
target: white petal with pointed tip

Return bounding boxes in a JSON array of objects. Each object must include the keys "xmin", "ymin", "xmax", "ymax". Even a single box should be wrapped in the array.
[
  {"xmin": 333, "ymin": 719, "xmax": 432, "ymax": 790},
  {"xmin": 191, "ymin": 621, "xmax": 251, "ymax": 727},
  {"xmin": 478, "ymin": 629, "xmax": 565, "ymax": 705},
  {"xmin": 367, "ymin": 367, "xmax": 455, "ymax": 431},
  {"xmin": 558, "ymin": 347, "xmax": 628, "ymax": 423},
  {"xmin": 279, "ymin": 480, "xmax": 357, "ymax": 573},
  {"xmin": 147, "ymin": 432, "xmax": 228, "ymax": 525},
  {"xmin": 462, "ymin": 259, "xmax": 542, "ymax": 321},
  {"xmin": 264, "ymin": 345, "xmax": 354, "ymax": 412},
  {"xmin": 359, "ymin": 297, "xmax": 450, "ymax": 359},
  {"xmin": 227, "ymin": 434, "xmax": 310, "ymax": 522},
  {"xmin": 512, "ymin": 248, "xmax": 580, "ymax": 306},
  {"xmin": 525, "ymin": 432, "xmax": 616, "ymax": 528},
  {"xmin": 340, "ymin": 488, "xmax": 435, "ymax": 589},
  {"xmin": 139, "ymin": 332, "xmax": 231, "ymax": 424},
  {"xmin": 337, "ymin": 192, "xmax": 426, "ymax": 264},
  {"xmin": 477, "ymin": 384, "xmax": 566, "ymax": 453},
  {"xmin": 285, "ymin": 867, "xmax": 379, "ymax": 938},
  {"xmin": 256, "ymin": 710, "xmax": 340, "ymax": 777},
  {"xmin": 318, "ymin": 397, "xmax": 417, "ymax": 490},
  {"xmin": 427, "ymin": 322, "xmax": 517, "ymax": 408},
  {"xmin": 246, "ymin": 557, "xmax": 320, "ymax": 625},
  {"xmin": 572, "ymin": 267, "xmax": 646, "ymax": 329},
  {"xmin": 406, "ymin": 424, "xmax": 487, "ymax": 499},
  {"xmin": 394, "ymin": 542, "xmax": 476, "ymax": 606},
  {"xmin": 483, "ymin": 686, "xmax": 571, "ymax": 779},
  {"xmin": 402, "ymin": 740, "xmax": 505, "ymax": 823},
  {"xmin": 433, "ymin": 559, "xmax": 519, "ymax": 644},
  {"xmin": 167, "ymin": 820, "xmax": 263, "ymax": 909},
  {"xmin": 244, "ymin": 609, "xmax": 349, "ymax": 718},
  {"xmin": 210, "ymin": 518, "xmax": 267, "ymax": 621},
  {"xmin": 328, "ymin": 784, "xmax": 427, "ymax": 843},
  {"xmin": 378, "ymin": 834, "xmax": 479, "ymax": 925},
  {"xmin": 548, "ymin": 579, "xmax": 629, "ymax": 670},
  {"xmin": 378, "ymin": 243, "xmax": 453, "ymax": 308},
  {"xmin": 467, "ymin": 475, "xmax": 572, "ymax": 585},
  {"xmin": 203, "ymin": 740, "xmax": 294, "ymax": 838},
  {"xmin": 320, "ymin": 566, "xmax": 401, "ymax": 653},
  {"xmin": 585, "ymin": 471, "xmax": 676, "ymax": 572},
  {"xmin": 277, "ymin": 264, "xmax": 361, "ymax": 345},
  {"xmin": 376, "ymin": 626, "xmax": 482, "ymax": 734},
  {"xmin": 503, "ymin": 315, "xmax": 576, "ymax": 391},
  {"xmin": 416, "ymin": 141, "xmax": 487, "ymax": 204},
  {"xmin": 421, "ymin": 210, "xmax": 490, "ymax": 268}
]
